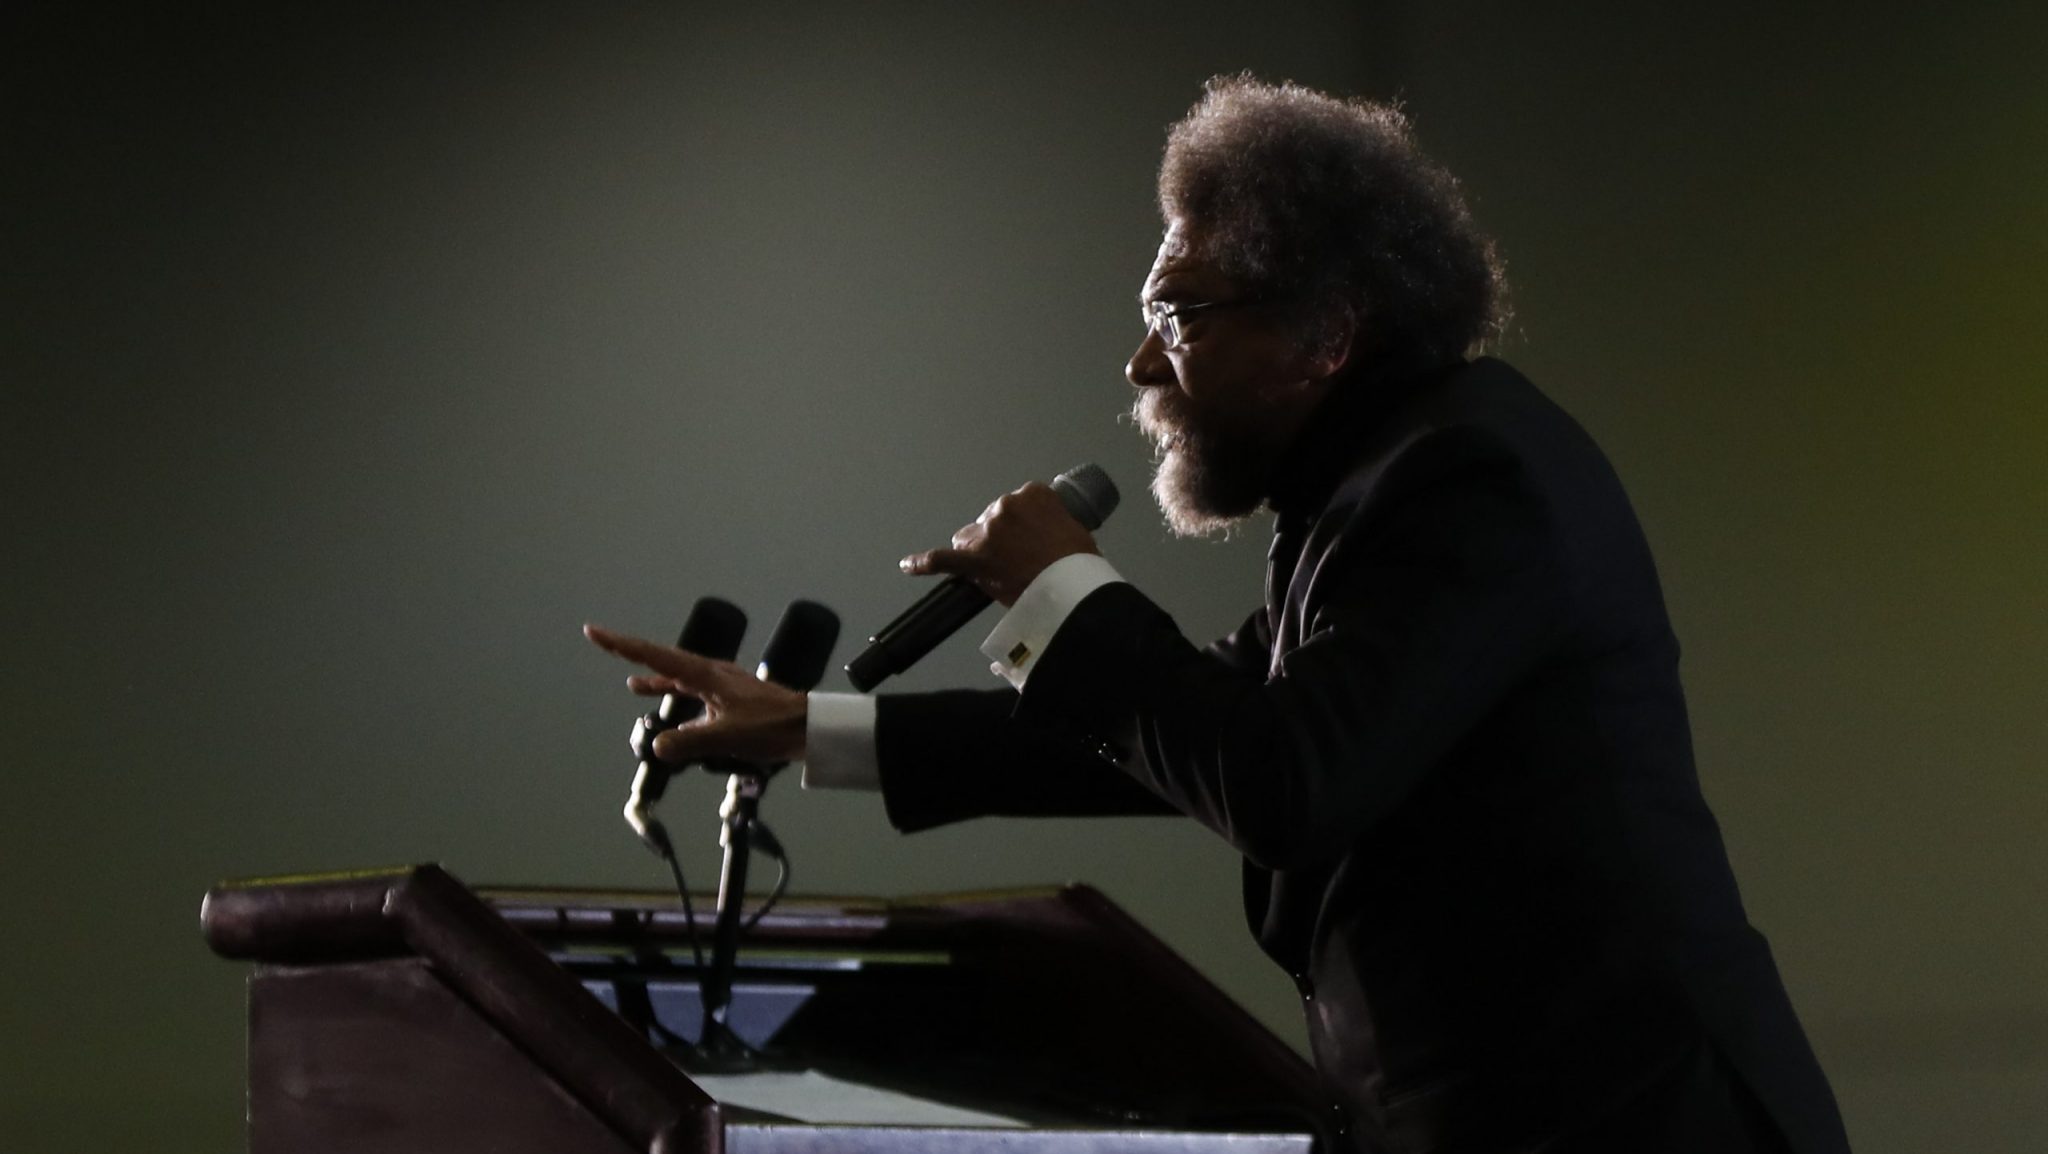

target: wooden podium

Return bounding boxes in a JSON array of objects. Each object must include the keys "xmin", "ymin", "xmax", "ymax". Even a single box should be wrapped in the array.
[{"xmin": 203, "ymin": 865, "xmax": 1328, "ymax": 1153}]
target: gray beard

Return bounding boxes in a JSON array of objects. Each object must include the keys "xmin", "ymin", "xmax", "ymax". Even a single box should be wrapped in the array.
[
  {"xmin": 1133, "ymin": 393, "xmax": 1268, "ymax": 539},
  {"xmin": 1150, "ymin": 446, "xmax": 1257, "ymax": 538}
]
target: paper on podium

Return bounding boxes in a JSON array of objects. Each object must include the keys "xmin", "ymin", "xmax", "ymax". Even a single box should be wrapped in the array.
[{"xmin": 690, "ymin": 1069, "xmax": 1030, "ymax": 1128}]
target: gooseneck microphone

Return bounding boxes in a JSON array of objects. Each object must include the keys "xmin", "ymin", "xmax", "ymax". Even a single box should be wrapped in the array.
[
  {"xmin": 749, "ymin": 599, "xmax": 843, "ymax": 701},
  {"xmin": 624, "ymin": 597, "xmax": 748, "ymax": 847},
  {"xmin": 701, "ymin": 599, "xmax": 840, "ymax": 1064},
  {"xmin": 845, "ymin": 463, "xmax": 1119, "ymax": 691}
]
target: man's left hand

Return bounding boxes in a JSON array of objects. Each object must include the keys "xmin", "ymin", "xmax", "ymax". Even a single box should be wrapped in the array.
[{"xmin": 900, "ymin": 482, "xmax": 1098, "ymax": 606}]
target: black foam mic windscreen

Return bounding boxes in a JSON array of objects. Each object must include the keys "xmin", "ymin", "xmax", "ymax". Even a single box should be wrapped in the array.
[
  {"xmin": 658, "ymin": 597, "xmax": 750, "ymax": 725},
  {"xmin": 755, "ymin": 600, "xmax": 842, "ymax": 692}
]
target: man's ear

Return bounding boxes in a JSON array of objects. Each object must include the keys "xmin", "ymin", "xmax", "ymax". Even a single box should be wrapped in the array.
[{"xmin": 1303, "ymin": 304, "xmax": 1359, "ymax": 382}]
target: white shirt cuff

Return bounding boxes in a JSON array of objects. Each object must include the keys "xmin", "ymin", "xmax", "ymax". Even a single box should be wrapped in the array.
[
  {"xmin": 800, "ymin": 691, "xmax": 881, "ymax": 791},
  {"xmin": 979, "ymin": 553, "xmax": 1125, "ymax": 690}
]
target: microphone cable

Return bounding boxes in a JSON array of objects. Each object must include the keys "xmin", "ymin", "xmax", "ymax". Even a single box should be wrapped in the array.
[
  {"xmin": 643, "ymin": 817, "xmax": 706, "ymax": 969},
  {"xmin": 741, "ymin": 820, "xmax": 791, "ymax": 933}
]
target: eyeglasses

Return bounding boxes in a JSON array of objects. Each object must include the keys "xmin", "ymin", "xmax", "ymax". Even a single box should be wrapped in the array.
[{"xmin": 1140, "ymin": 298, "xmax": 1263, "ymax": 350}]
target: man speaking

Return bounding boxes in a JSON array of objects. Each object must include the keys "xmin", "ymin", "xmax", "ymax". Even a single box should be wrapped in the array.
[{"xmin": 587, "ymin": 75, "xmax": 1850, "ymax": 1154}]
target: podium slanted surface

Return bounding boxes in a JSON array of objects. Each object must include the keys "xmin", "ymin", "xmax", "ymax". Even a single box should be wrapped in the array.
[{"xmin": 203, "ymin": 865, "xmax": 1325, "ymax": 1153}]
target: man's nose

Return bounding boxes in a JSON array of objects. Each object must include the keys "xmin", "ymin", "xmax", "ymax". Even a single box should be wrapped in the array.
[{"xmin": 1126, "ymin": 328, "xmax": 1174, "ymax": 390}]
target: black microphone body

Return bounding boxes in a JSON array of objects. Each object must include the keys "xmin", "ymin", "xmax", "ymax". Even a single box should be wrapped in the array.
[
  {"xmin": 845, "ymin": 578, "xmax": 991, "ymax": 691},
  {"xmin": 845, "ymin": 463, "xmax": 1118, "ymax": 691}
]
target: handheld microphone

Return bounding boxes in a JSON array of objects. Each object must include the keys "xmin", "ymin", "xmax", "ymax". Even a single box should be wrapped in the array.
[
  {"xmin": 845, "ymin": 463, "xmax": 1118, "ymax": 691},
  {"xmin": 624, "ymin": 597, "xmax": 747, "ymax": 845}
]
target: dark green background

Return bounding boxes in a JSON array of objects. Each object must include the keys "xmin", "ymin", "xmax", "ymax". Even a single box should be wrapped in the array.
[{"xmin": 6, "ymin": 3, "xmax": 2042, "ymax": 1150}]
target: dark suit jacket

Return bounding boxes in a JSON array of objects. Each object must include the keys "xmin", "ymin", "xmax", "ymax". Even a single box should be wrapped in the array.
[{"xmin": 874, "ymin": 358, "xmax": 1849, "ymax": 1154}]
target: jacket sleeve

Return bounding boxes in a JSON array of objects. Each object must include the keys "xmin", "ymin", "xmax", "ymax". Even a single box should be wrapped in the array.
[
  {"xmin": 1013, "ymin": 426, "xmax": 1571, "ymax": 871},
  {"xmin": 874, "ymin": 688, "xmax": 1178, "ymax": 833}
]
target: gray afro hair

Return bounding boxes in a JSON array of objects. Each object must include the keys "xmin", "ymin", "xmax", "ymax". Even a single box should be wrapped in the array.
[{"xmin": 1159, "ymin": 74, "xmax": 1509, "ymax": 363}]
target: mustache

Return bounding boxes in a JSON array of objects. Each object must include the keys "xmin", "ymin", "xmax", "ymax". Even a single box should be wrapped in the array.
[{"xmin": 1130, "ymin": 390, "xmax": 1195, "ymax": 451}]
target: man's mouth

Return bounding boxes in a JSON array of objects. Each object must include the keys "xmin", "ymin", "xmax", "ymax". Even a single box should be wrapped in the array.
[{"xmin": 1133, "ymin": 395, "xmax": 1191, "ymax": 452}]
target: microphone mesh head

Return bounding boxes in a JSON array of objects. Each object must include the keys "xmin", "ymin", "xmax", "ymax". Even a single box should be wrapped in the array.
[{"xmin": 1052, "ymin": 463, "xmax": 1120, "ymax": 530}]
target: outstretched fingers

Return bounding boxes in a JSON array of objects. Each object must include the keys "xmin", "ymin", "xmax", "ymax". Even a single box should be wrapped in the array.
[
  {"xmin": 584, "ymin": 624, "xmax": 729, "ymax": 696},
  {"xmin": 626, "ymin": 674, "xmax": 692, "ymax": 697},
  {"xmin": 587, "ymin": 621, "xmax": 810, "ymax": 765}
]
